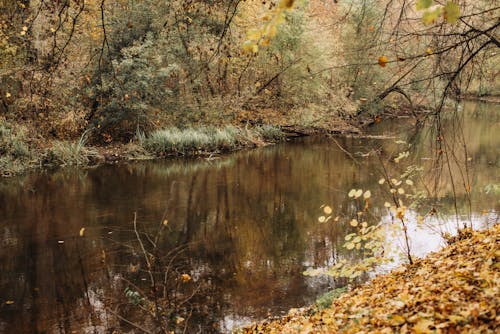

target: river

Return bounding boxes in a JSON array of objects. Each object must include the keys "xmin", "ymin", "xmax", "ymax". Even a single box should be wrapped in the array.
[{"xmin": 0, "ymin": 102, "xmax": 498, "ymax": 333}]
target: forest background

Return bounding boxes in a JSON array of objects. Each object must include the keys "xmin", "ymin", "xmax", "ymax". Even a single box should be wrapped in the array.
[{"xmin": 0, "ymin": 0, "xmax": 498, "ymax": 175}]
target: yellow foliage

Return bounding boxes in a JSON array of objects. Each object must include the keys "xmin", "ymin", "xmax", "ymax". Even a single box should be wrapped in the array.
[
  {"xmin": 243, "ymin": 225, "xmax": 500, "ymax": 333},
  {"xmin": 378, "ymin": 56, "xmax": 388, "ymax": 67},
  {"xmin": 240, "ymin": 0, "xmax": 296, "ymax": 54},
  {"xmin": 278, "ymin": 0, "xmax": 295, "ymax": 10}
]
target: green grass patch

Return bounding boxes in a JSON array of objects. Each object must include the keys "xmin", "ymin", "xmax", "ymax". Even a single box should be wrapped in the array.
[
  {"xmin": 43, "ymin": 131, "xmax": 96, "ymax": 167},
  {"xmin": 0, "ymin": 119, "xmax": 32, "ymax": 176},
  {"xmin": 313, "ymin": 287, "xmax": 348, "ymax": 311},
  {"xmin": 140, "ymin": 125, "xmax": 284, "ymax": 156}
]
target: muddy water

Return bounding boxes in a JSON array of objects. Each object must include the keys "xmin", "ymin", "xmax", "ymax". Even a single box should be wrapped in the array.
[{"xmin": 0, "ymin": 102, "xmax": 498, "ymax": 333}]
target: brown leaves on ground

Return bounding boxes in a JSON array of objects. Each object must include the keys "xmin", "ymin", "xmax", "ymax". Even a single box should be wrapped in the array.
[{"xmin": 242, "ymin": 225, "xmax": 499, "ymax": 333}]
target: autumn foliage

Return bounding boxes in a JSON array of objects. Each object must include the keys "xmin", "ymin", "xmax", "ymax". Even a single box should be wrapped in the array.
[{"xmin": 243, "ymin": 224, "xmax": 499, "ymax": 333}]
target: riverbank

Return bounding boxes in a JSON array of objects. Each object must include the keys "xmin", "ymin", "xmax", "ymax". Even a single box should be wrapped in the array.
[
  {"xmin": 0, "ymin": 123, "xmax": 281, "ymax": 177},
  {"xmin": 0, "ymin": 99, "xmax": 484, "ymax": 177},
  {"xmin": 241, "ymin": 224, "xmax": 499, "ymax": 333},
  {"xmin": 0, "ymin": 110, "xmax": 361, "ymax": 177}
]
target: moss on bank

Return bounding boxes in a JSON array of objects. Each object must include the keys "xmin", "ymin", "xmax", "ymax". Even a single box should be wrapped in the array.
[{"xmin": 241, "ymin": 225, "xmax": 499, "ymax": 333}]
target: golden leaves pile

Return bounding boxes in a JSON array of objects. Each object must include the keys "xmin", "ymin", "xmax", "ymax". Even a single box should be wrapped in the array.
[{"xmin": 243, "ymin": 224, "xmax": 499, "ymax": 333}]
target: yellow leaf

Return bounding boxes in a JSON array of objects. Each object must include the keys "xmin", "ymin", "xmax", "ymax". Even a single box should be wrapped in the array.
[
  {"xmin": 260, "ymin": 38, "xmax": 270, "ymax": 46},
  {"xmin": 444, "ymin": 2, "xmax": 460, "ymax": 24},
  {"xmin": 378, "ymin": 56, "xmax": 388, "ymax": 67},
  {"xmin": 181, "ymin": 274, "xmax": 191, "ymax": 282},
  {"xmin": 348, "ymin": 189, "xmax": 356, "ymax": 198},
  {"xmin": 378, "ymin": 178, "xmax": 385, "ymax": 184},
  {"xmin": 242, "ymin": 41, "xmax": 258, "ymax": 54},
  {"xmin": 5, "ymin": 92, "xmax": 11, "ymax": 98},
  {"xmin": 426, "ymin": 47, "xmax": 433, "ymax": 55},
  {"xmin": 79, "ymin": 227, "xmax": 85, "ymax": 237},
  {"xmin": 422, "ymin": 7, "xmax": 443, "ymax": 25},
  {"xmin": 267, "ymin": 25, "xmax": 277, "ymax": 38},
  {"xmin": 363, "ymin": 190, "xmax": 371, "ymax": 199},
  {"xmin": 413, "ymin": 319, "xmax": 433, "ymax": 334},
  {"xmin": 416, "ymin": 0, "xmax": 433, "ymax": 10},
  {"xmin": 354, "ymin": 189, "xmax": 363, "ymax": 199},
  {"xmin": 396, "ymin": 207, "xmax": 406, "ymax": 219},
  {"xmin": 350, "ymin": 219, "xmax": 359, "ymax": 227},
  {"xmin": 389, "ymin": 314, "xmax": 406, "ymax": 325},
  {"xmin": 278, "ymin": 0, "xmax": 295, "ymax": 9},
  {"xmin": 5, "ymin": 300, "xmax": 14, "ymax": 305},
  {"xmin": 163, "ymin": 219, "xmax": 169, "ymax": 226},
  {"xmin": 318, "ymin": 216, "xmax": 326, "ymax": 223},
  {"xmin": 246, "ymin": 29, "xmax": 262, "ymax": 41},
  {"xmin": 323, "ymin": 206, "xmax": 332, "ymax": 215}
]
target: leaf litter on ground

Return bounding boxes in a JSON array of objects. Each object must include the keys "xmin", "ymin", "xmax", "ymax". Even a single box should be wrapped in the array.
[{"xmin": 241, "ymin": 224, "xmax": 499, "ymax": 333}]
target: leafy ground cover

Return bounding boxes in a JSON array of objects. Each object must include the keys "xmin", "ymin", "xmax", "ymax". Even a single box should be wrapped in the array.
[{"xmin": 242, "ymin": 225, "xmax": 499, "ymax": 333}]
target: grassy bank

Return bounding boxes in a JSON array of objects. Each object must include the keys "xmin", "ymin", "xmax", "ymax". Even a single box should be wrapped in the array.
[
  {"xmin": 241, "ymin": 225, "xmax": 499, "ymax": 333},
  {"xmin": 0, "ymin": 119, "xmax": 287, "ymax": 177},
  {"xmin": 139, "ymin": 125, "xmax": 285, "ymax": 156},
  {"xmin": 0, "ymin": 121, "xmax": 33, "ymax": 176}
]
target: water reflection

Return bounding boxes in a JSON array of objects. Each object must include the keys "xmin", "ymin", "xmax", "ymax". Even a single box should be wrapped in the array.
[{"xmin": 0, "ymin": 102, "xmax": 498, "ymax": 333}]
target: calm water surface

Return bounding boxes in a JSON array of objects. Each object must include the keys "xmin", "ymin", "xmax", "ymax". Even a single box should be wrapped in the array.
[{"xmin": 0, "ymin": 102, "xmax": 498, "ymax": 333}]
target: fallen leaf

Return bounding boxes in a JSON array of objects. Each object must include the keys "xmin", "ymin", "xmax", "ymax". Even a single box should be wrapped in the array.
[
  {"xmin": 413, "ymin": 319, "xmax": 434, "ymax": 334},
  {"xmin": 378, "ymin": 56, "xmax": 388, "ymax": 67}
]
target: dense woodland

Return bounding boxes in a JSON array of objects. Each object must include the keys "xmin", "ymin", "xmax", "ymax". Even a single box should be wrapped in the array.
[
  {"xmin": 0, "ymin": 1, "xmax": 499, "ymax": 333},
  {"xmin": 0, "ymin": 1, "xmax": 498, "ymax": 168}
]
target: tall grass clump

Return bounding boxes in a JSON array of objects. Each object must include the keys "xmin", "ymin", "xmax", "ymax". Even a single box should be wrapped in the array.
[
  {"xmin": 141, "ymin": 125, "xmax": 284, "ymax": 156},
  {"xmin": 142, "ymin": 126, "xmax": 240, "ymax": 155},
  {"xmin": 255, "ymin": 125, "xmax": 285, "ymax": 141},
  {"xmin": 44, "ymin": 131, "xmax": 95, "ymax": 167},
  {"xmin": 0, "ymin": 120, "xmax": 32, "ymax": 176}
]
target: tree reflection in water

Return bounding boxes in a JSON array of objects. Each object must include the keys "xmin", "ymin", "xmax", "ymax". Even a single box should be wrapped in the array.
[{"xmin": 0, "ymin": 102, "xmax": 497, "ymax": 333}]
